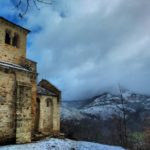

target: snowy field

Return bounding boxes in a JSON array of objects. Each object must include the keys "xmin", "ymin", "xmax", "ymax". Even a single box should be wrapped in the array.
[{"xmin": 0, "ymin": 138, "xmax": 125, "ymax": 150}]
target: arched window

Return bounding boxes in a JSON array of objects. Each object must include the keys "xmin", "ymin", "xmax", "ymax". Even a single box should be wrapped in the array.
[
  {"xmin": 5, "ymin": 30, "xmax": 11, "ymax": 45},
  {"xmin": 47, "ymin": 101, "xmax": 49, "ymax": 107},
  {"xmin": 12, "ymin": 33, "xmax": 19, "ymax": 48},
  {"xmin": 46, "ymin": 98, "xmax": 52, "ymax": 107}
]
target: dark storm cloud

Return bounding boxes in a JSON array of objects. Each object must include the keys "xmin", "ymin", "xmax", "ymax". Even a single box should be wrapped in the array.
[
  {"xmin": 25, "ymin": 0, "xmax": 150, "ymax": 100},
  {"xmin": 1, "ymin": 0, "xmax": 150, "ymax": 100}
]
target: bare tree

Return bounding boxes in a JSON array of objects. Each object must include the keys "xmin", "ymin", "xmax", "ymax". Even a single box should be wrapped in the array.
[
  {"xmin": 115, "ymin": 85, "xmax": 128, "ymax": 147},
  {"xmin": 11, "ymin": 0, "xmax": 52, "ymax": 18}
]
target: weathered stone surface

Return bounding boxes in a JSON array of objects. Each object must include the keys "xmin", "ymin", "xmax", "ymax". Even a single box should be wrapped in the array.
[{"xmin": 0, "ymin": 17, "xmax": 60, "ymax": 144}]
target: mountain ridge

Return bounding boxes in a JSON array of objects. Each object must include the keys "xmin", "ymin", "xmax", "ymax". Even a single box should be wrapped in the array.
[{"xmin": 61, "ymin": 90, "xmax": 150, "ymax": 120}]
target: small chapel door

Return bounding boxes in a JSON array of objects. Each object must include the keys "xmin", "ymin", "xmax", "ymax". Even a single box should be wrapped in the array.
[
  {"xmin": 45, "ymin": 98, "xmax": 53, "ymax": 132},
  {"xmin": 35, "ymin": 98, "xmax": 40, "ymax": 132}
]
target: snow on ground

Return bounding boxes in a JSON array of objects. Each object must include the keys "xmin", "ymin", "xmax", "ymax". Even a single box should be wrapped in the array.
[{"xmin": 0, "ymin": 138, "xmax": 125, "ymax": 150}]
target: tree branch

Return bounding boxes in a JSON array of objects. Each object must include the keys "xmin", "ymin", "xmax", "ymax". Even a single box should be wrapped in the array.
[
  {"xmin": 15, "ymin": 0, "xmax": 22, "ymax": 8},
  {"xmin": 37, "ymin": 0, "xmax": 52, "ymax": 5},
  {"xmin": 11, "ymin": 0, "xmax": 52, "ymax": 18}
]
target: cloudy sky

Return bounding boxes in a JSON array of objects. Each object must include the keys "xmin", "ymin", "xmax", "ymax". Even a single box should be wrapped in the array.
[{"xmin": 1, "ymin": 0, "xmax": 150, "ymax": 100}]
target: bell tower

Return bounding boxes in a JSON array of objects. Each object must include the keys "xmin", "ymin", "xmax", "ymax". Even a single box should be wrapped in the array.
[{"xmin": 0, "ymin": 17, "xmax": 30, "ymax": 64}]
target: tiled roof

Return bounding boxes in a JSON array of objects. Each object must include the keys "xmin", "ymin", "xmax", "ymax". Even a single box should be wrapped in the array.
[
  {"xmin": 0, "ymin": 61, "xmax": 29, "ymax": 72},
  {"xmin": 37, "ymin": 86, "xmax": 56, "ymax": 96}
]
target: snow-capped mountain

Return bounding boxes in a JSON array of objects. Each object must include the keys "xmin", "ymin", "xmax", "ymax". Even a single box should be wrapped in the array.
[
  {"xmin": 61, "ymin": 103, "xmax": 85, "ymax": 121},
  {"xmin": 61, "ymin": 90, "xmax": 150, "ymax": 121},
  {"xmin": 61, "ymin": 90, "xmax": 150, "ymax": 147}
]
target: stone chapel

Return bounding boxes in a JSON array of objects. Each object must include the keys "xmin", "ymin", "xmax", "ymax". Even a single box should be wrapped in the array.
[{"xmin": 0, "ymin": 17, "xmax": 61, "ymax": 144}]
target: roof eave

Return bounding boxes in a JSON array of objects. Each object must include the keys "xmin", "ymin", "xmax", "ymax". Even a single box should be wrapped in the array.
[{"xmin": 0, "ymin": 17, "xmax": 31, "ymax": 33}]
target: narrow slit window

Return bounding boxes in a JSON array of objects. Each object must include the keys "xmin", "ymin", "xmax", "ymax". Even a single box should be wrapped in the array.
[
  {"xmin": 46, "ymin": 99, "xmax": 52, "ymax": 107},
  {"xmin": 5, "ymin": 30, "xmax": 11, "ymax": 45},
  {"xmin": 47, "ymin": 100, "xmax": 50, "ymax": 107},
  {"xmin": 12, "ymin": 33, "xmax": 19, "ymax": 48}
]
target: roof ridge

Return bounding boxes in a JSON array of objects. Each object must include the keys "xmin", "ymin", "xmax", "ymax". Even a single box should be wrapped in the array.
[{"xmin": 0, "ymin": 16, "xmax": 30, "ymax": 33}]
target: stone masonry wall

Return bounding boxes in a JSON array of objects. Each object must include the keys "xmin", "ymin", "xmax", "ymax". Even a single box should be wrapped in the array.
[
  {"xmin": 20, "ymin": 58, "xmax": 37, "ymax": 134},
  {"xmin": 0, "ymin": 67, "xmax": 33, "ymax": 143},
  {"xmin": 52, "ymin": 96, "xmax": 60, "ymax": 133},
  {"xmin": 16, "ymin": 82, "xmax": 32, "ymax": 143},
  {"xmin": 0, "ymin": 70, "xmax": 16, "ymax": 142},
  {"xmin": 15, "ymin": 71, "xmax": 32, "ymax": 143}
]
